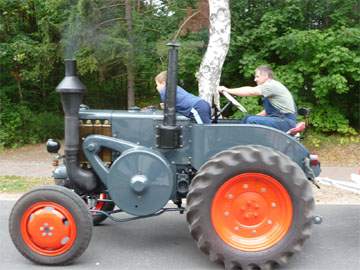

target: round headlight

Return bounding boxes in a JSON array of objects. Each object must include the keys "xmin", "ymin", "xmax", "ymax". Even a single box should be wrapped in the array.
[{"xmin": 46, "ymin": 139, "xmax": 61, "ymax": 153}]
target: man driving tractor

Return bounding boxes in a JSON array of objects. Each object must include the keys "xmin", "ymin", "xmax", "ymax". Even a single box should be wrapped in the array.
[{"xmin": 218, "ymin": 65, "xmax": 297, "ymax": 132}]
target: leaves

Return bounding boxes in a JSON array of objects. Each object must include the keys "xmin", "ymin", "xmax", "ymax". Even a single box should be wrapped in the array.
[
  {"xmin": 0, "ymin": 0, "xmax": 359, "ymax": 148},
  {"xmin": 229, "ymin": 0, "xmax": 360, "ymax": 133}
]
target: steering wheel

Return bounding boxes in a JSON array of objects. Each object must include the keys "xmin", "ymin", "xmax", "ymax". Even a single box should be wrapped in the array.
[
  {"xmin": 221, "ymin": 91, "xmax": 248, "ymax": 113},
  {"xmin": 211, "ymin": 92, "xmax": 248, "ymax": 123}
]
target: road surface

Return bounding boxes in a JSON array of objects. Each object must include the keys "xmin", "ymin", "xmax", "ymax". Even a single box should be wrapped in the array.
[{"xmin": 0, "ymin": 200, "xmax": 359, "ymax": 270}]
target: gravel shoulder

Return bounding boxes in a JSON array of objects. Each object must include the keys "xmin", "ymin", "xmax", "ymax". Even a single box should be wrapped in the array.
[{"xmin": 0, "ymin": 143, "xmax": 359, "ymax": 204}]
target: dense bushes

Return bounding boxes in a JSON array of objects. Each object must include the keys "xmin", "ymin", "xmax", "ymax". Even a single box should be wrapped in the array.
[{"xmin": 0, "ymin": 97, "xmax": 63, "ymax": 148}]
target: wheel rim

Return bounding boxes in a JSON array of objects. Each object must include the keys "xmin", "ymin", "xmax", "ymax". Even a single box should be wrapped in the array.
[
  {"xmin": 21, "ymin": 202, "xmax": 77, "ymax": 256},
  {"xmin": 211, "ymin": 173, "xmax": 293, "ymax": 251}
]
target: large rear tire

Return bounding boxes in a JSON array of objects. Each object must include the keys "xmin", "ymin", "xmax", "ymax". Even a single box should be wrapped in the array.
[
  {"xmin": 9, "ymin": 185, "xmax": 93, "ymax": 265},
  {"xmin": 186, "ymin": 145, "xmax": 314, "ymax": 270}
]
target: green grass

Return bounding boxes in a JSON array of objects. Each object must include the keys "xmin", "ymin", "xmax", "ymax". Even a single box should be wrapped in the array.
[
  {"xmin": 0, "ymin": 176, "xmax": 53, "ymax": 193},
  {"xmin": 303, "ymin": 130, "xmax": 360, "ymax": 149}
]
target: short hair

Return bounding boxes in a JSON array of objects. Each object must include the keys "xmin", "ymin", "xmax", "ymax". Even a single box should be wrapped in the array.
[
  {"xmin": 255, "ymin": 65, "xmax": 274, "ymax": 79},
  {"xmin": 155, "ymin": 71, "xmax": 167, "ymax": 83}
]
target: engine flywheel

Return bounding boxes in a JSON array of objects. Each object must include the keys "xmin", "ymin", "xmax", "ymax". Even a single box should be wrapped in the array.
[{"xmin": 107, "ymin": 148, "xmax": 174, "ymax": 216}]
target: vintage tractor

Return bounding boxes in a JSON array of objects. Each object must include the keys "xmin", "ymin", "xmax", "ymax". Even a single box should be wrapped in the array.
[{"xmin": 9, "ymin": 43, "xmax": 321, "ymax": 269}]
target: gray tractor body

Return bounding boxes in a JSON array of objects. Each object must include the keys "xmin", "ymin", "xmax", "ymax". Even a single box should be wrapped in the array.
[
  {"xmin": 52, "ymin": 108, "xmax": 320, "ymax": 216},
  {"xmin": 80, "ymin": 109, "xmax": 313, "ymax": 172},
  {"xmin": 53, "ymin": 50, "xmax": 320, "ymax": 218}
]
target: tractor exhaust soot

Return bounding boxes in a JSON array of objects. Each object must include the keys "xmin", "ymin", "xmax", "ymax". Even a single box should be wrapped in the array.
[{"xmin": 56, "ymin": 59, "xmax": 98, "ymax": 192}]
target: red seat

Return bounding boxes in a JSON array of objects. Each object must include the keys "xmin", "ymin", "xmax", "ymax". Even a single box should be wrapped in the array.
[{"xmin": 287, "ymin": 122, "xmax": 306, "ymax": 136}]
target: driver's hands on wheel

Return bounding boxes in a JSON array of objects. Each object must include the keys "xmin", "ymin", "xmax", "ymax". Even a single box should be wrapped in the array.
[
  {"xmin": 217, "ymin": 85, "xmax": 248, "ymax": 113},
  {"xmin": 217, "ymin": 86, "xmax": 229, "ymax": 94}
]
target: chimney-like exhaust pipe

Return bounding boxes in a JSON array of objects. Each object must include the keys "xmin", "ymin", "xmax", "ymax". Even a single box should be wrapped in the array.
[
  {"xmin": 56, "ymin": 59, "xmax": 98, "ymax": 192},
  {"xmin": 163, "ymin": 42, "xmax": 179, "ymax": 126},
  {"xmin": 156, "ymin": 42, "xmax": 182, "ymax": 149}
]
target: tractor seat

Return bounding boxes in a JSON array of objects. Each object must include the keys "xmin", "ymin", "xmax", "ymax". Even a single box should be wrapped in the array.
[{"xmin": 287, "ymin": 122, "xmax": 306, "ymax": 136}]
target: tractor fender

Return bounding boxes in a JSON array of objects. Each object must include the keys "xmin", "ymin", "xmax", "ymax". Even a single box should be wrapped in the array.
[{"xmin": 191, "ymin": 124, "xmax": 319, "ymax": 178}]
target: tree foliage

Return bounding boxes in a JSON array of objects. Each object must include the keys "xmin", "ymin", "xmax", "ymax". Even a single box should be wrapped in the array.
[
  {"xmin": 224, "ymin": 0, "xmax": 359, "ymax": 134},
  {"xmin": 0, "ymin": 0, "xmax": 359, "ymax": 147}
]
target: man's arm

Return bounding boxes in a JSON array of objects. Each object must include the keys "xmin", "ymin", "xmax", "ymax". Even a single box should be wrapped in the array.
[{"xmin": 218, "ymin": 86, "xmax": 262, "ymax": 97}]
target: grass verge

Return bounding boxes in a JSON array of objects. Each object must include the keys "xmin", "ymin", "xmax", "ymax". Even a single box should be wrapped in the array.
[
  {"xmin": 303, "ymin": 132, "xmax": 360, "ymax": 166},
  {"xmin": 0, "ymin": 176, "xmax": 53, "ymax": 193}
]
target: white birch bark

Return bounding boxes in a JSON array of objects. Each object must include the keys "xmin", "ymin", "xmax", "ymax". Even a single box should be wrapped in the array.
[{"xmin": 197, "ymin": 0, "xmax": 231, "ymax": 108}]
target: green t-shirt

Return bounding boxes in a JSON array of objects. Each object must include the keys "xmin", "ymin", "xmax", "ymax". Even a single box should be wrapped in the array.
[{"xmin": 258, "ymin": 79, "xmax": 296, "ymax": 114}]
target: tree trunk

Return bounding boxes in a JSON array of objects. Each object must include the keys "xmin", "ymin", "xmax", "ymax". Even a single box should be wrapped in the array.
[
  {"xmin": 197, "ymin": 0, "xmax": 231, "ymax": 108},
  {"xmin": 125, "ymin": 0, "xmax": 135, "ymax": 108},
  {"xmin": 11, "ymin": 70, "xmax": 23, "ymax": 102},
  {"xmin": 17, "ymin": 79, "xmax": 23, "ymax": 102}
]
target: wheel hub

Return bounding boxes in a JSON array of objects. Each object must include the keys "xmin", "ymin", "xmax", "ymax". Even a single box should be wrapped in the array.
[
  {"xmin": 211, "ymin": 173, "xmax": 293, "ymax": 251},
  {"xmin": 233, "ymin": 192, "xmax": 267, "ymax": 226},
  {"xmin": 21, "ymin": 202, "xmax": 77, "ymax": 256}
]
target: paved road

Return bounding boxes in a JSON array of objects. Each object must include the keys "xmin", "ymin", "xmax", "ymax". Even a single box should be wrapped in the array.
[{"xmin": 0, "ymin": 201, "xmax": 359, "ymax": 270}]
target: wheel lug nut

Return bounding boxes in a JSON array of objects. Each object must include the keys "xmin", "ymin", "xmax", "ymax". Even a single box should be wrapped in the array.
[
  {"xmin": 243, "ymin": 184, "xmax": 248, "ymax": 189},
  {"xmin": 234, "ymin": 226, "xmax": 239, "ymax": 231},
  {"xmin": 227, "ymin": 193, "xmax": 234, "ymax": 199},
  {"xmin": 267, "ymin": 219, "xmax": 273, "ymax": 224},
  {"xmin": 261, "ymin": 188, "xmax": 267, "ymax": 193},
  {"xmin": 224, "ymin": 211, "xmax": 230, "ymax": 217},
  {"xmin": 271, "ymin": 202, "xmax": 277, "ymax": 208}
]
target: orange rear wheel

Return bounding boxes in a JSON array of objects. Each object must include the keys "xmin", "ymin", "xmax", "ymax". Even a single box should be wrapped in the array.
[
  {"xmin": 211, "ymin": 173, "xmax": 292, "ymax": 251},
  {"xmin": 186, "ymin": 145, "xmax": 314, "ymax": 270}
]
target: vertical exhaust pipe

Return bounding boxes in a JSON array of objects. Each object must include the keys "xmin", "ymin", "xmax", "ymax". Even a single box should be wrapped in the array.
[
  {"xmin": 56, "ymin": 59, "xmax": 98, "ymax": 192},
  {"xmin": 156, "ymin": 42, "xmax": 182, "ymax": 149},
  {"xmin": 163, "ymin": 42, "xmax": 179, "ymax": 126}
]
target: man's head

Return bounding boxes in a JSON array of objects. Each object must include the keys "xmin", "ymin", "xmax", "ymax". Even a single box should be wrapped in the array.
[
  {"xmin": 155, "ymin": 71, "xmax": 167, "ymax": 92},
  {"xmin": 254, "ymin": 65, "xmax": 273, "ymax": 85}
]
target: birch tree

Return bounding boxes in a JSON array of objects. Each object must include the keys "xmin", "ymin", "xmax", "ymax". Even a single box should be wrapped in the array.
[{"xmin": 197, "ymin": 0, "xmax": 231, "ymax": 107}]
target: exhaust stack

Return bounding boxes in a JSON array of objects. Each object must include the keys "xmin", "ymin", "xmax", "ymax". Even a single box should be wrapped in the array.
[
  {"xmin": 56, "ymin": 59, "xmax": 98, "ymax": 192},
  {"xmin": 163, "ymin": 42, "xmax": 179, "ymax": 126},
  {"xmin": 156, "ymin": 42, "xmax": 182, "ymax": 149}
]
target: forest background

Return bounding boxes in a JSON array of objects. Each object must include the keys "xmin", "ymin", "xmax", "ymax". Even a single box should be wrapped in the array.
[{"xmin": 0, "ymin": 0, "xmax": 359, "ymax": 148}]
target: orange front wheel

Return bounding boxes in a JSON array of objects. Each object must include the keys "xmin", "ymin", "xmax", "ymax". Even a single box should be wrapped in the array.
[
  {"xmin": 20, "ymin": 201, "xmax": 77, "ymax": 256},
  {"xmin": 9, "ymin": 185, "xmax": 93, "ymax": 265}
]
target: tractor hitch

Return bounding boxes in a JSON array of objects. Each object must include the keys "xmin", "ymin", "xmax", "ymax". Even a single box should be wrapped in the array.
[{"xmin": 312, "ymin": 216, "xmax": 323, "ymax": 225}]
